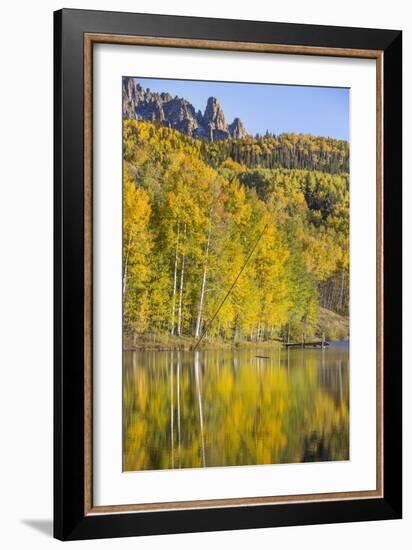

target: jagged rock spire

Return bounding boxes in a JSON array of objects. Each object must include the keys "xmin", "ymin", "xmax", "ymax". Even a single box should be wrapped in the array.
[{"xmin": 122, "ymin": 77, "xmax": 248, "ymax": 141}]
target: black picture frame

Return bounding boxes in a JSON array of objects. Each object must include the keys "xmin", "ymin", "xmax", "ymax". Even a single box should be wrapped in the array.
[{"xmin": 54, "ymin": 8, "xmax": 402, "ymax": 541}]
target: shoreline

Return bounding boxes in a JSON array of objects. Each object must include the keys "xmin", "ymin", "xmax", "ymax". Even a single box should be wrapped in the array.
[
  {"xmin": 123, "ymin": 339, "xmax": 283, "ymax": 352},
  {"xmin": 123, "ymin": 339, "xmax": 349, "ymax": 353}
]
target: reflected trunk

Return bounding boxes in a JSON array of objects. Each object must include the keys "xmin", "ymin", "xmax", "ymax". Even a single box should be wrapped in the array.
[
  {"xmin": 194, "ymin": 351, "xmax": 206, "ymax": 467},
  {"xmin": 177, "ymin": 352, "xmax": 181, "ymax": 467},
  {"xmin": 170, "ymin": 354, "xmax": 174, "ymax": 468}
]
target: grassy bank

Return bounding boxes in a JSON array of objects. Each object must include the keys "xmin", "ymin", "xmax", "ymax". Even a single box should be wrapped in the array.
[
  {"xmin": 123, "ymin": 308, "xmax": 349, "ymax": 351},
  {"xmin": 317, "ymin": 307, "xmax": 349, "ymax": 342},
  {"xmin": 123, "ymin": 333, "xmax": 284, "ymax": 352}
]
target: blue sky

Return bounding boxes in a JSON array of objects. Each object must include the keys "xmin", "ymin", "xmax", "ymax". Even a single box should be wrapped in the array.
[{"xmin": 133, "ymin": 77, "xmax": 349, "ymax": 141}]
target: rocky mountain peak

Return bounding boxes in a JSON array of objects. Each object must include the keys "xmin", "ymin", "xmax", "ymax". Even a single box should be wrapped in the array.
[
  {"xmin": 204, "ymin": 97, "xmax": 227, "ymax": 127},
  {"xmin": 229, "ymin": 117, "xmax": 248, "ymax": 139},
  {"xmin": 122, "ymin": 78, "xmax": 248, "ymax": 141}
]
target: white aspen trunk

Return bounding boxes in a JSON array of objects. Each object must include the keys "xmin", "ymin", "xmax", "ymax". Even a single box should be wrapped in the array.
[
  {"xmin": 177, "ymin": 224, "xmax": 187, "ymax": 337},
  {"xmin": 122, "ymin": 232, "xmax": 132, "ymax": 298},
  {"xmin": 338, "ymin": 269, "xmax": 346, "ymax": 313},
  {"xmin": 170, "ymin": 221, "xmax": 180, "ymax": 335},
  {"xmin": 256, "ymin": 322, "xmax": 261, "ymax": 342},
  {"xmin": 195, "ymin": 223, "xmax": 211, "ymax": 339}
]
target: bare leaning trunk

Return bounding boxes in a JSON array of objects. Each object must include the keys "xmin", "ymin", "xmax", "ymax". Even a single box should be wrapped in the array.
[
  {"xmin": 177, "ymin": 224, "xmax": 187, "ymax": 337},
  {"xmin": 122, "ymin": 232, "xmax": 132, "ymax": 298},
  {"xmin": 170, "ymin": 221, "xmax": 180, "ymax": 335},
  {"xmin": 195, "ymin": 223, "xmax": 211, "ymax": 340}
]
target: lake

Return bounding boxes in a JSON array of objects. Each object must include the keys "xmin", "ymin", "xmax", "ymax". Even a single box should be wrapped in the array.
[{"xmin": 123, "ymin": 344, "xmax": 349, "ymax": 471}]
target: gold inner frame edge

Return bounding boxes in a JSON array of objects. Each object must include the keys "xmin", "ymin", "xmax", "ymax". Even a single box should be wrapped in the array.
[{"xmin": 84, "ymin": 33, "xmax": 384, "ymax": 515}]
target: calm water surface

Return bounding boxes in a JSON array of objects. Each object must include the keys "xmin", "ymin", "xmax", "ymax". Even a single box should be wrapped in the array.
[{"xmin": 123, "ymin": 345, "xmax": 349, "ymax": 471}]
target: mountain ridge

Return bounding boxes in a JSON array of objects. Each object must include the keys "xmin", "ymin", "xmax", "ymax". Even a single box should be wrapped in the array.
[{"xmin": 122, "ymin": 77, "xmax": 248, "ymax": 141}]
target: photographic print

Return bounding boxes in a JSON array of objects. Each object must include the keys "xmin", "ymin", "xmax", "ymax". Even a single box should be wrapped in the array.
[
  {"xmin": 54, "ymin": 11, "xmax": 402, "ymax": 539},
  {"xmin": 122, "ymin": 76, "xmax": 350, "ymax": 472}
]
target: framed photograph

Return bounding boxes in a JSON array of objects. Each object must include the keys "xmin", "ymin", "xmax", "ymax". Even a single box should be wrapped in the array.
[{"xmin": 54, "ymin": 8, "xmax": 402, "ymax": 540}]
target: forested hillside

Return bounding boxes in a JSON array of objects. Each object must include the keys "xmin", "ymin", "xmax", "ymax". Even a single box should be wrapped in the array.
[
  {"xmin": 123, "ymin": 119, "xmax": 349, "ymax": 348},
  {"xmin": 204, "ymin": 133, "xmax": 349, "ymax": 174}
]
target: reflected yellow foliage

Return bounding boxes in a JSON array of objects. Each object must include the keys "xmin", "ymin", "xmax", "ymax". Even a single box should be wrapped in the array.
[{"xmin": 123, "ymin": 347, "xmax": 349, "ymax": 471}]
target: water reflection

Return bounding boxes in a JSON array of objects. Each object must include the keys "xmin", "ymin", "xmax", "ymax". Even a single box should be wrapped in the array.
[{"xmin": 123, "ymin": 345, "xmax": 349, "ymax": 471}]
